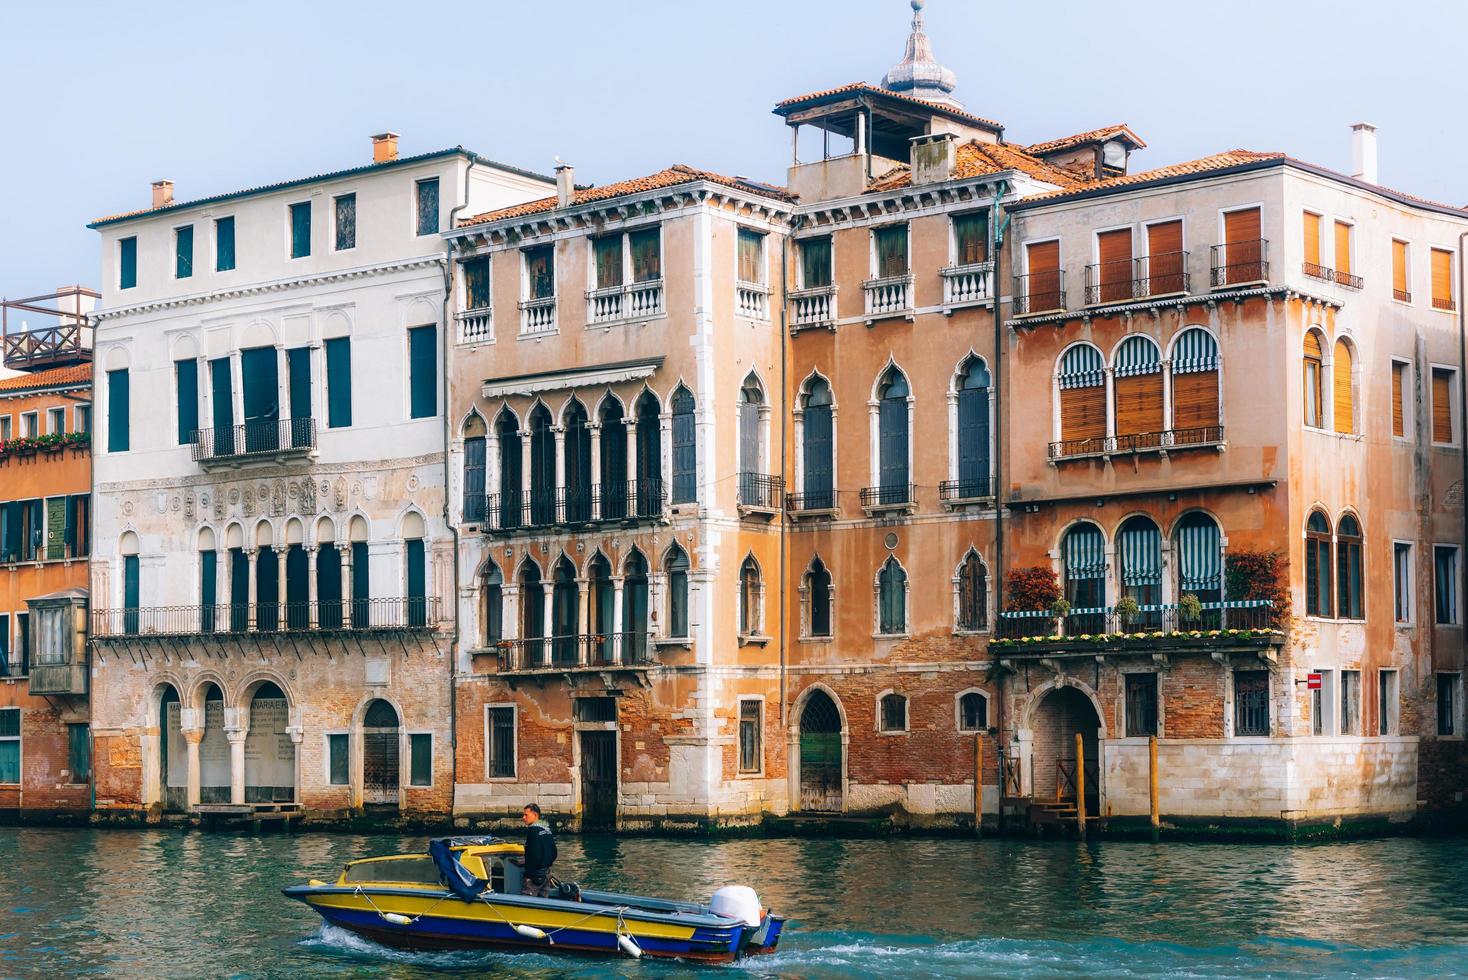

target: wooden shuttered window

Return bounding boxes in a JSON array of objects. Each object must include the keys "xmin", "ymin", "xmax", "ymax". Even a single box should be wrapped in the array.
[
  {"xmin": 1097, "ymin": 228, "xmax": 1133, "ymax": 302},
  {"xmin": 1334, "ymin": 221, "xmax": 1352, "ymax": 275},
  {"xmin": 1060, "ymin": 387, "xmax": 1106, "ymax": 443},
  {"xmin": 1303, "ymin": 331, "xmax": 1324, "ymax": 428},
  {"xmin": 1303, "ymin": 212, "xmax": 1322, "ymax": 267},
  {"xmin": 1432, "ymin": 368, "xmax": 1455, "ymax": 444},
  {"xmin": 1392, "ymin": 240, "xmax": 1409, "ymax": 301},
  {"xmin": 1115, "ymin": 373, "xmax": 1163, "ymax": 438},
  {"xmin": 1223, "ymin": 208, "xmax": 1263, "ymax": 284},
  {"xmin": 1174, "ymin": 371, "xmax": 1220, "ymax": 429},
  {"xmin": 1391, "ymin": 361, "xmax": 1406, "ymax": 437},
  {"xmin": 1432, "ymin": 248, "xmax": 1455, "ymax": 310},
  {"xmin": 1332, "ymin": 339, "xmax": 1354, "ymax": 434},
  {"xmin": 1146, "ymin": 220, "xmax": 1184, "ymax": 294},
  {"xmin": 1026, "ymin": 240, "xmax": 1062, "ymax": 310}
]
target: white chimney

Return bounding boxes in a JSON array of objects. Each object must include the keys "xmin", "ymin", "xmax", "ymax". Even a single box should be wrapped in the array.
[
  {"xmin": 555, "ymin": 162, "xmax": 575, "ymax": 208},
  {"xmin": 1351, "ymin": 122, "xmax": 1378, "ymax": 184}
]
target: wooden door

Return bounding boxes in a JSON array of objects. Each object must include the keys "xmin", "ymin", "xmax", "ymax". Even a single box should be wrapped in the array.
[
  {"xmin": 798, "ymin": 692, "xmax": 843, "ymax": 812},
  {"xmin": 579, "ymin": 730, "xmax": 618, "ymax": 830}
]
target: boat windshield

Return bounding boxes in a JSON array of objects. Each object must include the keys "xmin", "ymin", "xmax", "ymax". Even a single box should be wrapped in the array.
[{"xmin": 343, "ymin": 856, "xmax": 442, "ymax": 885}]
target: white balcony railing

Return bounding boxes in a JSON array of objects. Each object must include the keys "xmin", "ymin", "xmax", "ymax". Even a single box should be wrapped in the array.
[
  {"xmin": 736, "ymin": 281, "xmax": 771, "ymax": 320},
  {"xmin": 940, "ymin": 261, "xmax": 995, "ymax": 308},
  {"xmin": 863, "ymin": 273, "xmax": 914, "ymax": 321},
  {"xmin": 519, "ymin": 296, "xmax": 557, "ymax": 336},
  {"xmin": 587, "ymin": 280, "xmax": 665, "ymax": 325},
  {"xmin": 455, "ymin": 306, "xmax": 493, "ymax": 344},
  {"xmin": 789, "ymin": 284, "xmax": 838, "ymax": 330}
]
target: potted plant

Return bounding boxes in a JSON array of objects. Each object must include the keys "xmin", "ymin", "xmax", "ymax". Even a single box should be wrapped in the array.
[
  {"xmin": 1178, "ymin": 591, "xmax": 1203, "ymax": 626},
  {"xmin": 1048, "ymin": 597, "xmax": 1071, "ymax": 631},
  {"xmin": 1114, "ymin": 595, "xmax": 1140, "ymax": 630}
]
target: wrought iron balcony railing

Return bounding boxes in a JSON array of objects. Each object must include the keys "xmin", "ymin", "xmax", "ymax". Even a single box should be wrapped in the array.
[
  {"xmin": 92, "ymin": 596, "xmax": 440, "ymax": 638},
  {"xmin": 737, "ymin": 472, "xmax": 784, "ymax": 510},
  {"xmin": 939, "ymin": 477, "xmax": 993, "ymax": 502},
  {"xmin": 1083, "ymin": 252, "xmax": 1190, "ymax": 305},
  {"xmin": 1048, "ymin": 425, "xmax": 1225, "ymax": 461},
  {"xmin": 492, "ymin": 631, "xmax": 656, "ymax": 673},
  {"xmin": 860, "ymin": 483, "xmax": 915, "ymax": 510},
  {"xmin": 1012, "ymin": 272, "xmax": 1066, "ymax": 316},
  {"xmin": 480, "ymin": 478, "xmax": 666, "ymax": 532},
  {"xmin": 786, "ymin": 489, "xmax": 837, "ymax": 514},
  {"xmin": 1209, "ymin": 239, "xmax": 1269, "ymax": 287},
  {"xmin": 1303, "ymin": 262, "xmax": 1364, "ymax": 290},
  {"xmin": 191, "ymin": 418, "xmax": 316, "ymax": 463},
  {"xmin": 995, "ymin": 600, "xmax": 1280, "ymax": 642}
]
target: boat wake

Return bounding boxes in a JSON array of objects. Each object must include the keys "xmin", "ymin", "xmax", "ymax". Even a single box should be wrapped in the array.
[{"xmin": 301, "ymin": 924, "xmax": 564, "ymax": 972}]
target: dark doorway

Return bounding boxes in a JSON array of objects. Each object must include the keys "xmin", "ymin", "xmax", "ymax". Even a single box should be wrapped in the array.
[
  {"xmin": 799, "ymin": 690, "xmax": 843, "ymax": 812},
  {"xmin": 1033, "ymin": 686, "xmax": 1101, "ymax": 815},
  {"xmin": 241, "ymin": 346, "xmax": 279, "ymax": 453},
  {"xmin": 579, "ymin": 730, "xmax": 617, "ymax": 830},
  {"xmin": 362, "ymin": 699, "xmax": 400, "ymax": 808}
]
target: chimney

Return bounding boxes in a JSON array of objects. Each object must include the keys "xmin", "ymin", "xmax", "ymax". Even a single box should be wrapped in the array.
[
  {"xmin": 555, "ymin": 162, "xmax": 575, "ymax": 208},
  {"xmin": 372, "ymin": 131, "xmax": 400, "ymax": 164},
  {"xmin": 1351, "ymin": 122, "xmax": 1378, "ymax": 184},
  {"xmin": 151, "ymin": 180, "xmax": 174, "ymax": 209},
  {"xmin": 910, "ymin": 132, "xmax": 957, "ymax": 186}
]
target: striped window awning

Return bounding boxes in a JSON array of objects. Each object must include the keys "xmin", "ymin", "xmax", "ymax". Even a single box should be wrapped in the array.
[
  {"xmin": 1120, "ymin": 521, "xmax": 1161, "ymax": 586},
  {"xmin": 1176, "ymin": 516, "xmax": 1222, "ymax": 592},
  {"xmin": 1114, "ymin": 335, "xmax": 1161, "ymax": 377},
  {"xmin": 1172, "ymin": 328, "xmax": 1219, "ymax": 374},
  {"xmin": 1064, "ymin": 524, "xmax": 1106, "ymax": 579},
  {"xmin": 1058, "ymin": 344, "xmax": 1105, "ymax": 389}
]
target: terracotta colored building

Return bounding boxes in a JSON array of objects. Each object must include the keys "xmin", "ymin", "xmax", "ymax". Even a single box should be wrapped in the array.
[{"xmin": 0, "ymin": 287, "xmax": 95, "ymax": 821}]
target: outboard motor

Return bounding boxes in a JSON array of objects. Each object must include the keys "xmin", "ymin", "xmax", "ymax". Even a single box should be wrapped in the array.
[{"xmin": 710, "ymin": 885, "xmax": 763, "ymax": 927}]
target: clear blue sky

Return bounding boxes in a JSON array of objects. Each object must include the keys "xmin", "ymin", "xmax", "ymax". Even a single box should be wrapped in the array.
[{"xmin": 2, "ymin": 0, "xmax": 1461, "ymax": 298}]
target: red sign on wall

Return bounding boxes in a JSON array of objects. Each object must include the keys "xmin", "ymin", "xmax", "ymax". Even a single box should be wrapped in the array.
[{"xmin": 1306, "ymin": 672, "xmax": 1323, "ymax": 690}]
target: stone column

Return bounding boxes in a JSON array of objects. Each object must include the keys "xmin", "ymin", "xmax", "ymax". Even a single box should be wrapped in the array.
[
  {"xmin": 245, "ymin": 548, "xmax": 258, "ymax": 630},
  {"xmin": 226, "ymin": 728, "xmax": 248, "ymax": 805},
  {"xmin": 277, "ymin": 548, "xmax": 288, "ymax": 625},
  {"xmin": 612, "ymin": 579, "xmax": 625, "ymax": 664},
  {"xmin": 625, "ymin": 418, "xmax": 638, "ymax": 513},
  {"xmin": 588, "ymin": 422, "xmax": 602, "ymax": 520},
  {"xmin": 306, "ymin": 545, "xmax": 319, "ymax": 628},
  {"xmin": 553, "ymin": 425, "xmax": 566, "ymax": 522},
  {"xmin": 519, "ymin": 429, "xmax": 533, "ymax": 523},
  {"xmin": 576, "ymin": 577, "xmax": 590, "ymax": 665},
  {"xmin": 340, "ymin": 543, "xmax": 353, "ymax": 629},
  {"xmin": 216, "ymin": 548, "xmax": 230, "ymax": 630},
  {"xmin": 183, "ymin": 727, "xmax": 203, "ymax": 808},
  {"xmin": 487, "ymin": 430, "xmax": 501, "ymax": 520},
  {"xmin": 288, "ymin": 726, "xmax": 304, "ymax": 804},
  {"xmin": 541, "ymin": 580, "xmax": 554, "ymax": 664},
  {"xmin": 229, "ymin": 350, "xmax": 244, "ymax": 436}
]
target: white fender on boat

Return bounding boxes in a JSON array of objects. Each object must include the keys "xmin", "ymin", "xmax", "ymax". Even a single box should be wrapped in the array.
[
  {"xmin": 514, "ymin": 924, "xmax": 551, "ymax": 942},
  {"xmin": 617, "ymin": 932, "xmax": 643, "ymax": 958},
  {"xmin": 380, "ymin": 913, "xmax": 413, "ymax": 926}
]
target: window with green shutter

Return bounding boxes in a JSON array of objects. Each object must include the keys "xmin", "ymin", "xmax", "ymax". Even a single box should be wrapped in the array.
[
  {"xmin": 327, "ymin": 733, "xmax": 349, "ymax": 785},
  {"xmin": 408, "ymin": 325, "xmax": 436, "ymax": 419},
  {"xmin": 406, "ymin": 537, "xmax": 426, "ymax": 627},
  {"xmin": 215, "ymin": 217, "xmax": 235, "ymax": 271},
  {"xmin": 0, "ymin": 708, "xmax": 18, "ymax": 784},
  {"xmin": 325, "ymin": 338, "xmax": 352, "ymax": 428},
  {"xmin": 68, "ymin": 724, "xmax": 90, "ymax": 783},
  {"xmin": 288, "ymin": 347, "xmax": 312, "ymax": 446},
  {"xmin": 175, "ymin": 225, "xmax": 194, "ymax": 279},
  {"xmin": 119, "ymin": 237, "xmax": 138, "ymax": 289},
  {"xmin": 409, "ymin": 733, "xmax": 432, "ymax": 786},
  {"xmin": 289, "ymin": 202, "xmax": 311, "ymax": 258},
  {"xmin": 175, "ymin": 359, "xmax": 198, "ymax": 445},
  {"xmin": 107, "ymin": 369, "xmax": 130, "ymax": 453}
]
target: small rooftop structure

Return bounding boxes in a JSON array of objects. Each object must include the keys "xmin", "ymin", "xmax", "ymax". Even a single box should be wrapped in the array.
[{"xmin": 1, "ymin": 286, "xmax": 97, "ymax": 372}]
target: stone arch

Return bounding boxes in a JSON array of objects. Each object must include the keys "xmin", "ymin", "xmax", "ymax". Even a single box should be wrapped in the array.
[
  {"xmin": 225, "ymin": 522, "xmax": 245, "ymax": 550},
  {"xmin": 314, "ymin": 515, "xmax": 336, "ymax": 547},
  {"xmin": 253, "ymin": 519, "xmax": 275, "ymax": 549},
  {"xmin": 1022, "ymin": 678, "xmax": 1106, "ymax": 812},
  {"xmin": 284, "ymin": 517, "xmax": 305, "ymax": 546},
  {"xmin": 239, "ymin": 318, "xmax": 278, "ymax": 350},
  {"xmin": 790, "ymin": 683, "xmax": 849, "ymax": 813}
]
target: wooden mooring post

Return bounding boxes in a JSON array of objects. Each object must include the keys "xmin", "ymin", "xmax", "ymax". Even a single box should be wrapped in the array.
[
  {"xmin": 1149, "ymin": 734, "xmax": 1160, "ymax": 841},
  {"xmin": 974, "ymin": 732, "xmax": 984, "ymax": 838},
  {"xmin": 1074, "ymin": 732, "xmax": 1087, "ymax": 839}
]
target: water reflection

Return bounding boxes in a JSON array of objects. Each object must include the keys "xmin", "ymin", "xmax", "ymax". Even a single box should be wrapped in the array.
[{"xmin": 2, "ymin": 829, "xmax": 1467, "ymax": 978}]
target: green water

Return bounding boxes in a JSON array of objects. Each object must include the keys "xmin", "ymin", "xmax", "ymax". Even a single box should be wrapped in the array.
[{"xmin": 2, "ymin": 828, "xmax": 1467, "ymax": 978}]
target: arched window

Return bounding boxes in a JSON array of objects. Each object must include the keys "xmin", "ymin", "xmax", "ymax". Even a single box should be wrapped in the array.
[
  {"xmin": 739, "ymin": 375, "xmax": 767, "ymax": 506},
  {"xmin": 520, "ymin": 561, "xmax": 544, "ymax": 665},
  {"xmin": 805, "ymin": 557, "xmax": 833, "ymax": 638},
  {"xmin": 316, "ymin": 536, "xmax": 343, "ymax": 630},
  {"xmin": 587, "ymin": 554, "xmax": 614, "ymax": 663},
  {"xmin": 1058, "ymin": 344, "xmax": 1106, "ymax": 452},
  {"xmin": 256, "ymin": 525, "xmax": 278, "ymax": 634},
  {"xmin": 1333, "ymin": 338, "xmax": 1355, "ymax": 435},
  {"xmin": 1306, "ymin": 511, "xmax": 1333, "ymax": 617},
  {"xmin": 875, "ymin": 366, "xmax": 910, "ymax": 505},
  {"xmin": 403, "ymin": 511, "xmax": 426, "ymax": 628},
  {"xmin": 955, "ymin": 357, "xmax": 991, "ymax": 498},
  {"xmin": 563, "ymin": 400, "xmax": 591, "ymax": 522},
  {"xmin": 670, "ymin": 386, "xmax": 697, "ymax": 505},
  {"xmin": 957, "ymin": 691, "xmax": 988, "ymax": 732},
  {"xmin": 739, "ymin": 556, "xmax": 762, "ymax": 636},
  {"xmin": 666, "ymin": 544, "xmax": 690, "ymax": 639},
  {"xmin": 1171, "ymin": 328, "xmax": 1220, "ymax": 442},
  {"xmin": 877, "ymin": 557, "xmax": 907, "ymax": 635},
  {"xmin": 496, "ymin": 410, "xmax": 522, "ymax": 529},
  {"xmin": 1303, "ymin": 330, "xmax": 1325, "ymax": 428},
  {"xmin": 624, "ymin": 550, "xmax": 649, "ymax": 661},
  {"xmin": 528, "ymin": 404, "xmax": 555, "ymax": 526},
  {"xmin": 462, "ymin": 413, "xmax": 487, "ymax": 523},
  {"xmin": 1337, "ymin": 514, "xmax": 1363, "ymax": 619},
  {"xmin": 956, "ymin": 550, "xmax": 987, "ymax": 631},
  {"xmin": 1113, "ymin": 336, "xmax": 1163, "ymax": 449},
  {"xmin": 1063, "ymin": 522, "xmax": 1106, "ymax": 633},
  {"xmin": 802, "ymin": 377, "xmax": 834, "ymax": 509},
  {"xmin": 1174, "ymin": 512, "xmax": 1223, "ymax": 623},
  {"xmin": 481, "ymin": 563, "xmax": 503, "ymax": 646},
  {"xmin": 551, "ymin": 556, "xmax": 578, "ymax": 664},
  {"xmin": 285, "ymin": 537, "xmax": 309, "ymax": 630},
  {"xmin": 1118, "ymin": 516, "xmax": 1162, "ymax": 628},
  {"xmin": 121, "ymin": 531, "xmax": 140, "ymax": 635},
  {"xmin": 198, "ymin": 528, "xmax": 218, "ymax": 634},
  {"xmin": 634, "ymin": 391, "xmax": 661, "ymax": 517},
  {"xmin": 879, "ymin": 692, "xmax": 908, "ymax": 733},
  {"xmin": 598, "ymin": 397, "xmax": 627, "ymax": 520}
]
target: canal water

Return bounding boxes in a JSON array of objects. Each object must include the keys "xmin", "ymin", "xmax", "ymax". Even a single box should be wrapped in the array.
[{"xmin": 3, "ymin": 829, "xmax": 1467, "ymax": 978}]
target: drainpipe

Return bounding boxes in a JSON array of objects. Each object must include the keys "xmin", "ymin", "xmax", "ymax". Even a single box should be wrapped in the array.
[
  {"xmin": 1459, "ymin": 231, "xmax": 1467, "ymax": 651},
  {"xmin": 779, "ymin": 228, "xmax": 791, "ymax": 730},
  {"xmin": 990, "ymin": 178, "xmax": 1011, "ymax": 782}
]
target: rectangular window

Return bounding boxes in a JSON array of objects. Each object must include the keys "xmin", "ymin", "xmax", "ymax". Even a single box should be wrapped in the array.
[
  {"xmin": 1333, "ymin": 220, "xmax": 1352, "ymax": 276},
  {"xmin": 14, "ymin": 613, "xmax": 27, "ymax": 675},
  {"xmin": 0, "ymin": 417, "xmax": 8, "ymax": 440},
  {"xmin": 1302, "ymin": 211, "xmax": 1322, "ymax": 268},
  {"xmin": 67, "ymin": 723, "xmax": 90, "ymax": 783},
  {"xmin": 953, "ymin": 212, "xmax": 989, "ymax": 266},
  {"xmin": 1392, "ymin": 239, "xmax": 1410, "ymax": 302},
  {"xmin": 1395, "ymin": 542, "xmax": 1413, "ymax": 623},
  {"xmin": 215, "ymin": 216, "xmax": 235, "ymax": 272},
  {"xmin": 1438, "ymin": 673, "xmax": 1461, "ymax": 736},
  {"xmin": 1378, "ymin": 669, "xmax": 1399, "ymax": 735},
  {"xmin": 327, "ymin": 733, "xmax": 349, "ymax": 785},
  {"xmin": 738, "ymin": 700, "xmax": 762, "ymax": 773},
  {"xmin": 1222, "ymin": 206, "xmax": 1264, "ymax": 284},
  {"xmin": 47, "ymin": 407, "xmax": 65, "ymax": 434},
  {"xmin": 1432, "ymin": 367, "xmax": 1456, "ymax": 444},
  {"xmin": 1124, "ymin": 673, "xmax": 1159, "ymax": 737},
  {"xmin": 175, "ymin": 225, "xmax": 194, "ymax": 279},
  {"xmin": 75, "ymin": 404, "xmax": 91, "ymax": 435},
  {"xmin": 874, "ymin": 224, "xmax": 908, "ymax": 279},
  {"xmin": 287, "ymin": 346, "xmax": 312, "ymax": 427},
  {"xmin": 1341, "ymin": 669, "xmax": 1362, "ymax": 735},
  {"xmin": 409, "ymin": 733, "xmax": 432, "ymax": 786},
  {"xmin": 289, "ymin": 201, "xmax": 311, "ymax": 259},
  {"xmin": 0, "ymin": 708, "xmax": 17, "ymax": 783},
  {"xmin": 462, "ymin": 256, "xmax": 491, "ymax": 310},
  {"xmin": 0, "ymin": 615, "xmax": 7, "ymax": 675},
  {"xmin": 1096, "ymin": 226, "xmax": 1134, "ymax": 302},
  {"xmin": 524, "ymin": 245, "xmax": 554, "ymax": 299},
  {"xmin": 1391, "ymin": 360, "xmax": 1408, "ymax": 438},
  {"xmin": 21, "ymin": 412, "xmax": 37, "ymax": 438},
  {"xmin": 800, "ymin": 237, "xmax": 832, "ymax": 288},
  {"xmin": 1431, "ymin": 247, "xmax": 1455, "ymax": 311},
  {"xmin": 630, "ymin": 227, "xmax": 661, "ymax": 282},
  {"xmin": 324, "ymin": 338, "xmax": 352, "ymax": 428},
  {"xmin": 1146, "ymin": 219, "xmax": 1185, "ymax": 294},
  {"xmin": 737, "ymin": 228, "xmax": 766, "ymax": 285},
  {"xmin": 119, "ymin": 236, "xmax": 137, "ymax": 289},
  {"xmin": 1311, "ymin": 668, "xmax": 1328, "ymax": 735},
  {"xmin": 1435, "ymin": 545, "xmax": 1460, "ymax": 625},
  {"xmin": 487, "ymin": 706, "xmax": 515, "ymax": 778},
  {"xmin": 593, "ymin": 236, "xmax": 624, "ymax": 290},
  {"xmin": 1025, "ymin": 239, "xmax": 1062, "ymax": 311},
  {"xmin": 45, "ymin": 497, "xmax": 66, "ymax": 560},
  {"xmin": 1233, "ymin": 671, "xmax": 1270, "ymax": 736},
  {"xmin": 416, "ymin": 178, "xmax": 440, "ymax": 236},
  {"xmin": 334, "ymin": 193, "xmax": 356, "ymax": 251},
  {"xmin": 408, "ymin": 325, "xmax": 436, "ymax": 419},
  {"xmin": 107, "ymin": 368, "xmax": 130, "ymax": 452},
  {"xmin": 175, "ymin": 359, "xmax": 199, "ymax": 445}
]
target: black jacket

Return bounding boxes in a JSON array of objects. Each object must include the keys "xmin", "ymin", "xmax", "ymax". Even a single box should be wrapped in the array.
[{"xmin": 523, "ymin": 820, "xmax": 557, "ymax": 880}]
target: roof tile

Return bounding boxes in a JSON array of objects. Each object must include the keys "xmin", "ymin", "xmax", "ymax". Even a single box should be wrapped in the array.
[
  {"xmin": 0, "ymin": 364, "xmax": 92, "ymax": 395},
  {"xmin": 1025, "ymin": 124, "xmax": 1147, "ymax": 156},
  {"xmin": 866, "ymin": 139, "xmax": 1090, "ymax": 193}
]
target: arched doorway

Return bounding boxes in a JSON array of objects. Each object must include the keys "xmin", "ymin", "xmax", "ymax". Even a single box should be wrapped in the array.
[
  {"xmin": 244, "ymin": 682, "xmax": 295, "ymax": 803},
  {"xmin": 1032, "ymin": 686, "xmax": 1101, "ymax": 814},
  {"xmin": 798, "ymin": 690, "xmax": 843, "ymax": 812},
  {"xmin": 362, "ymin": 699, "xmax": 400, "ymax": 808},
  {"xmin": 159, "ymin": 686, "xmax": 184, "ymax": 812}
]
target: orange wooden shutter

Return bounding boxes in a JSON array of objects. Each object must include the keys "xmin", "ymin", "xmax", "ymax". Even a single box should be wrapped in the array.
[
  {"xmin": 1173, "ymin": 371, "xmax": 1220, "ymax": 429},
  {"xmin": 1303, "ymin": 331, "xmax": 1324, "ymax": 426},
  {"xmin": 1432, "ymin": 248, "xmax": 1454, "ymax": 310},
  {"xmin": 1392, "ymin": 240, "xmax": 1409, "ymax": 298},
  {"xmin": 1224, "ymin": 208, "xmax": 1262, "ymax": 284},
  {"xmin": 1097, "ymin": 229, "xmax": 1133, "ymax": 302},
  {"xmin": 1391, "ymin": 362, "xmax": 1405, "ymax": 437},
  {"xmin": 1332, "ymin": 338, "xmax": 1354, "ymax": 434},
  {"xmin": 1115, "ymin": 373, "xmax": 1163, "ymax": 437},
  {"xmin": 1027, "ymin": 240, "xmax": 1062, "ymax": 310},
  {"xmin": 1147, "ymin": 220, "xmax": 1184, "ymax": 294},
  {"xmin": 1060, "ymin": 386, "xmax": 1106, "ymax": 443},
  {"xmin": 1334, "ymin": 221, "xmax": 1352, "ymax": 275},
  {"xmin": 1433, "ymin": 368, "xmax": 1453, "ymax": 442},
  {"xmin": 1303, "ymin": 213, "xmax": 1321, "ymax": 267},
  {"xmin": 1303, "ymin": 331, "xmax": 1322, "ymax": 359}
]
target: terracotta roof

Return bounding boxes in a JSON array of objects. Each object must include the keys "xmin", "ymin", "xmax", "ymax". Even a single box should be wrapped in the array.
[
  {"xmin": 1026, "ymin": 124, "xmax": 1147, "ymax": 156},
  {"xmin": 1018, "ymin": 150, "xmax": 1286, "ymax": 203},
  {"xmin": 866, "ymin": 139, "xmax": 1090, "ymax": 193},
  {"xmin": 0, "ymin": 364, "xmax": 91, "ymax": 395},
  {"xmin": 458, "ymin": 165, "xmax": 793, "ymax": 227},
  {"xmin": 772, "ymin": 82, "xmax": 1003, "ymax": 133}
]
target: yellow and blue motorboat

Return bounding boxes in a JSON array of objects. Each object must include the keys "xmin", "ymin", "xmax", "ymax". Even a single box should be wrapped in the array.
[{"xmin": 284, "ymin": 836, "xmax": 785, "ymax": 963}]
